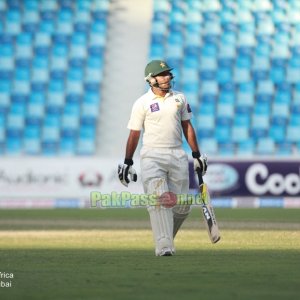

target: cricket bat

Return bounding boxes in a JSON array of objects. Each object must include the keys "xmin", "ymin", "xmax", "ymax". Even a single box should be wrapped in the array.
[{"xmin": 196, "ymin": 170, "xmax": 221, "ymax": 243}]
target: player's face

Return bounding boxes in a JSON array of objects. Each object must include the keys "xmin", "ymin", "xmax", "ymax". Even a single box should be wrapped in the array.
[{"xmin": 155, "ymin": 71, "xmax": 172, "ymax": 89}]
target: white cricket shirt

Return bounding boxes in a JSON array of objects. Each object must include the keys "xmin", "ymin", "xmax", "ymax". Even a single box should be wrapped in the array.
[{"xmin": 127, "ymin": 89, "xmax": 192, "ymax": 148}]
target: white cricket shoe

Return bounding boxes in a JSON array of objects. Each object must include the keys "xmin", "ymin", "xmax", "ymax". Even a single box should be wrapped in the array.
[{"xmin": 157, "ymin": 247, "xmax": 173, "ymax": 256}]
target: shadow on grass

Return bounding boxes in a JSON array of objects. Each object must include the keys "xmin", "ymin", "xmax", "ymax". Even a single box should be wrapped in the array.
[{"xmin": 0, "ymin": 248, "xmax": 299, "ymax": 300}]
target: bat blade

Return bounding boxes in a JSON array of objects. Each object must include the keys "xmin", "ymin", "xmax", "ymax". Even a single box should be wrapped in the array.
[{"xmin": 199, "ymin": 182, "xmax": 221, "ymax": 243}]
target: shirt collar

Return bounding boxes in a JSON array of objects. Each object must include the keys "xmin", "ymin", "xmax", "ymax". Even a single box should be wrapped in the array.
[{"xmin": 148, "ymin": 88, "xmax": 173, "ymax": 100}]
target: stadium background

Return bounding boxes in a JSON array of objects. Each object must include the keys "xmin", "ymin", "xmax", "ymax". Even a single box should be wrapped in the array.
[
  {"xmin": 0, "ymin": 0, "xmax": 299, "ymax": 207},
  {"xmin": 0, "ymin": 1, "xmax": 299, "ymax": 300}
]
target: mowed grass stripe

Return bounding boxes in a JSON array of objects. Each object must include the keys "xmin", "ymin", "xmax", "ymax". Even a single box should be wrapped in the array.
[
  {"xmin": 0, "ymin": 208, "xmax": 300, "ymax": 222},
  {"xmin": 0, "ymin": 208, "xmax": 300, "ymax": 231},
  {"xmin": 0, "ymin": 230, "xmax": 299, "ymax": 250}
]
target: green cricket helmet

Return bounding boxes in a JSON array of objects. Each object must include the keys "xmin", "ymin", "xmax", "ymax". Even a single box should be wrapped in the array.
[{"xmin": 144, "ymin": 60, "xmax": 173, "ymax": 78}]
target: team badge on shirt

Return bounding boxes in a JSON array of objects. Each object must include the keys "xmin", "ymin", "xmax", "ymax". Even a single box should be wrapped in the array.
[
  {"xmin": 187, "ymin": 103, "xmax": 192, "ymax": 113},
  {"xmin": 175, "ymin": 98, "xmax": 182, "ymax": 108},
  {"xmin": 150, "ymin": 102, "xmax": 160, "ymax": 112}
]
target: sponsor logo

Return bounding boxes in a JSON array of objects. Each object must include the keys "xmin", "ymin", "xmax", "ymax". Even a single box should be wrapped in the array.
[
  {"xmin": 245, "ymin": 163, "xmax": 300, "ymax": 196},
  {"xmin": 205, "ymin": 164, "xmax": 238, "ymax": 192},
  {"xmin": 79, "ymin": 171, "xmax": 102, "ymax": 187},
  {"xmin": 0, "ymin": 170, "xmax": 66, "ymax": 186},
  {"xmin": 150, "ymin": 102, "xmax": 160, "ymax": 112},
  {"xmin": 202, "ymin": 206, "xmax": 211, "ymax": 220}
]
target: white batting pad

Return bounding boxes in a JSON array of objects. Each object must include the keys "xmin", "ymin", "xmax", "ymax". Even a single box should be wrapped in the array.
[
  {"xmin": 148, "ymin": 206, "xmax": 174, "ymax": 255},
  {"xmin": 172, "ymin": 198, "xmax": 191, "ymax": 238},
  {"xmin": 146, "ymin": 178, "xmax": 174, "ymax": 255},
  {"xmin": 173, "ymin": 210, "xmax": 189, "ymax": 238}
]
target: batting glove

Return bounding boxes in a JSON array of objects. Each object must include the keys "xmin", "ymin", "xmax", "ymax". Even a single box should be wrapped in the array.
[
  {"xmin": 192, "ymin": 151, "xmax": 208, "ymax": 176},
  {"xmin": 118, "ymin": 158, "xmax": 137, "ymax": 187}
]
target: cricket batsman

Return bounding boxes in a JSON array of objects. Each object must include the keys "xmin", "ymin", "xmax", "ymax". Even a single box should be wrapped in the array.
[{"xmin": 118, "ymin": 60, "xmax": 207, "ymax": 256}]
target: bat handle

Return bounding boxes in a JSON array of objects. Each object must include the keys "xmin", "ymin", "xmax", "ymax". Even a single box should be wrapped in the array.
[{"xmin": 196, "ymin": 169, "xmax": 204, "ymax": 185}]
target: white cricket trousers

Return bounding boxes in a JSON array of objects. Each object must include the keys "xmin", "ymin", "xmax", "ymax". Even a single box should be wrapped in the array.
[{"xmin": 140, "ymin": 146, "xmax": 191, "ymax": 255}]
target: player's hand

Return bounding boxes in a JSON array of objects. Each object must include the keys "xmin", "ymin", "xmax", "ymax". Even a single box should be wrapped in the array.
[
  {"xmin": 192, "ymin": 152, "xmax": 208, "ymax": 176},
  {"xmin": 118, "ymin": 159, "xmax": 137, "ymax": 187}
]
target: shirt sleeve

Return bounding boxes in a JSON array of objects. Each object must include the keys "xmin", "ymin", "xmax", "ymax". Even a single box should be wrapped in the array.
[
  {"xmin": 181, "ymin": 95, "xmax": 192, "ymax": 121},
  {"xmin": 127, "ymin": 100, "xmax": 145, "ymax": 130}
]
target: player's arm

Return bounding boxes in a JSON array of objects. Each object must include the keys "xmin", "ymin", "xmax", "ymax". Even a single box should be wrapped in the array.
[
  {"xmin": 125, "ymin": 130, "xmax": 141, "ymax": 160},
  {"xmin": 181, "ymin": 119, "xmax": 199, "ymax": 152},
  {"xmin": 181, "ymin": 120, "xmax": 207, "ymax": 176},
  {"xmin": 119, "ymin": 98, "xmax": 144, "ymax": 186}
]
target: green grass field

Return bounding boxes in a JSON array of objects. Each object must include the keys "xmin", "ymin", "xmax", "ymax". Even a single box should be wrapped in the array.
[{"xmin": 0, "ymin": 208, "xmax": 300, "ymax": 300}]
